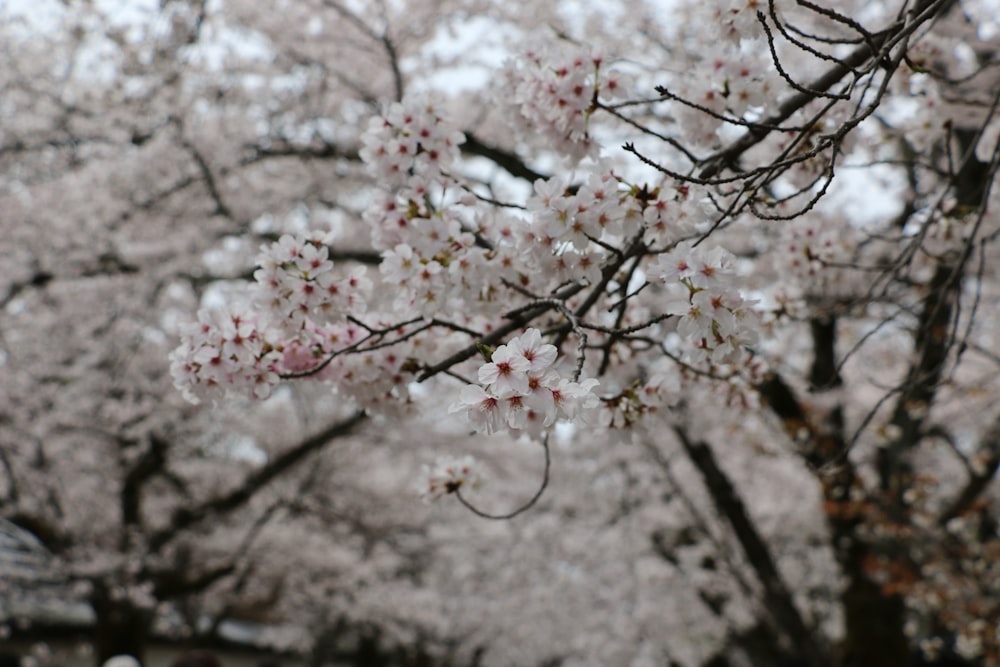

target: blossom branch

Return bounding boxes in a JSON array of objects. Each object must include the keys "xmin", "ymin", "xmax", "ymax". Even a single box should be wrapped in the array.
[{"xmin": 699, "ymin": 0, "xmax": 949, "ymax": 178}]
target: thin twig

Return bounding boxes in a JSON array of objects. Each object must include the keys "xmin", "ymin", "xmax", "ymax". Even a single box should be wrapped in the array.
[{"xmin": 455, "ymin": 433, "xmax": 551, "ymax": 520}]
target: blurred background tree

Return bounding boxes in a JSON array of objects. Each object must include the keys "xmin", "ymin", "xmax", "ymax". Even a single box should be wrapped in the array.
[{"xmin": 1, "ymin": 1, "xmax": 999, "ymax": 667}]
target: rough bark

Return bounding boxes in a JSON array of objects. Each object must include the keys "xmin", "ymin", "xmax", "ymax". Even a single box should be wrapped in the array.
[{"xmin": 90, "ymin": 583, "xmax": 152, "ymax": 667}]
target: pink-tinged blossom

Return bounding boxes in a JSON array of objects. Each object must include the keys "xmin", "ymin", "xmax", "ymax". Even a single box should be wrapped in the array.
[
  {"xmin": 535, "ymin": 192, "xmax": 576, "ymax": 240},
  {"xmin": 689, "ymin": 246, "xmax": 735, "ymax": 288},
  {"xmin": 380, "ymin": 243, "xmax": 418, "ymax": 285},
  {"xmin": 449, "ymin": 384, "xmax": 505, "ymax": 434},
  {"xmin": 638, "ymin": 365, "xmax": 682, "ymax": 408},
  {"xmin": 551, "ymin": 377, "xmax": 600, "ymax": 422},
  {"xmin": 478, "ymin": 343, "xmax": 531, "ymax": 397},
  {"xmin": 529, "ymin": 176, "xmax": 569, "ymax": 213},
  {"xmin": 169, "ymin": 305, "xmax": 282, "ymax": 404},
  {"xmin": 655, "ymin": 242, "xmax": 760, "ymax": 365},
  {"xmin": 359, "ymin": 99, "xmax": 465, "ymax": 186},
  {"xmin": 499, "ymin": 45, "xmax": 627, "ymax": 163},
  {"xmin": 652, "ymin": 245, "xmax": 695, "ymax": 283},
  {"xmin": 452, "ymin": 329, "xmax": 600, "ymax": 435},
  {"xmin": 528, "ymin": 166, "xmax": 631, "ymax": 252},
  {"xmin": 273, "ymin": 233, "xmax": 303, "ymax": 262},
  {"xmin": 563, "ymin": 249, "xmax": 604, "ymax": 286},
  {"xmin": 421, "ymin": 455, "xmax": 482, "ymax": 502},
  {"xmin": 503, "ymin": 393, "xmax": 528, "ymax": 430},
  {"xmin": 525, "ymin": 372, "xmax": 558, "ymax": 426},
  {"xmin": 776, "ymin": 215, "xmax": 852, "ymax": 288},
  {"xmin": 575, "ymin": 171, "xmax": 628, "ymax": 239},
  {"xmin": 448, "ymin": 246, "xmax": 492, "ymax": 300},
  {"xmin": 509, "ymin": 328, "xmax": 557, "ymax": 375},
  {"xmin": 252, "ymin": 233, "xmax": 370, "ymax": 332},
  {"xmin": 280, "ymin": 336, "xmax": 335, "ymax": 380},
  {"xmin": 294, "ymin": 242, "xmax": 333, "ymax": 276},
  {"xmin": 640, "ymin": 184, "xmax": 706, "ymax": 248}
]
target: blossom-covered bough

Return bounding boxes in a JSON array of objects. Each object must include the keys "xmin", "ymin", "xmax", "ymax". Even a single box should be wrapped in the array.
[{"xmin": 169, "ymin": 96, "xmax": 763, "ymax": 518}]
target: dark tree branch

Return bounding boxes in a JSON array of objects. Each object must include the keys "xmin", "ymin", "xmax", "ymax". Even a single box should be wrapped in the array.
[
  {"xmin": 461, "ymin": 132, "xmax": 549, "ymax": 183},
  {"xmin": 670, "ymin": 426, "xmax": 829, "ymax": 667},
  {"xmin": 3, "ymin": 513, "xmax": 68, "ymax": 556},
  {"xmin": 698, "ymin": 0, "xmax": 950, "ymax": 178},
  {"xmin": 0, "ymin": 269, "xmax": 53, "ymax": 310},
  {"xmin": 879, "ymin": 118, "xmax": 989, "ymax": 501},
  {"xmin": 809, "ymin": 316, "xmax": 843, "ymax": 391},
  {"xmin": 240, "ymin": 140, "xmax": 361, "ymax": 164},
  {"xmin": 184, "ymin": 140, "xmax": 232, "ymax": 218},
  {"xmin": 0, "ymin": 444, "xmax": 19, "ymax": 504},
  {"xmin": 755, "ymin": 371, "xmax": 909, "ymax": 667},
  {"xmin": 879, "ymin": 259, "xmax": 963, "ymax": 493},
  {"xmin": 417, "ymin": 236, "xmax": 645, "ymax": 382},
  {"xmin": 322, "ymin": 0, "xmax": 404, "ymax": 101},
  {"xmin": 152, "ymin": 561, "xmax": 238, "ymax": 600},
  {"xmin": 120, "ymin": 434, "xmax": 169, "ymax": 533},
  {"xmin": 940, "ymin": 412, "xmax": 1000, "ymax": 524},
  {"xmin": 148, "ymin": 411, "xmax": 367, "ymax": 552},
  {"xmin": 455, "ymin": 434, "xmax": 550, "ymax": 520}
]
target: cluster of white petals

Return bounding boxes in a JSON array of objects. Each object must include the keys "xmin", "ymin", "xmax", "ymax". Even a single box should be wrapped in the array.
[
  {"xmin": 778, "ymin": 216, "xmax": 852, "ymax": 284},
  {"xmin": 637, "ymin": 181, "xmax": 709, "ymax": 248},
  {"xmin": 359, "ymin": 99, "xmax": 465, "ymax": 186},
  {"xmin": 527, "ymin": 170, "xmax": 633, "ymax": 251},
  {"xmin": 171, "ymin": 233, "xmax": 380, "ymax": 404},
  {"xmin": 173, "ymin": 70, "xmax": 771, "ymax": 521},
  {"xmin": 653, "ymin": 242, "xmax": 761, "ymax": 364},
  {"xmin": 597, "ymin": 358, "xmax": 683, "ymax": 431},
  {"xmin": 449, "ymin": 329, "xmax": 599, "ymax": 437},
  {"xmin": 499, "ymin": 45, "xmax": 629, "ymax": 163},
  {"xmin": 254, "ymin": 232, "xmax": 372, "ymax": 331},
  {"xmin": 169, "ymin": 304, "xmax": 281, "ymax": 403},
  {"xmin": 420, "ymin": 455, "xmax": 483, "ymax": 502},
  {"xmin": 359, "ymin": 103, "xmax": 506, "ymax": 318}
]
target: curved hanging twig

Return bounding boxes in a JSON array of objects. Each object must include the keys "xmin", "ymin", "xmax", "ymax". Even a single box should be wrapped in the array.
[{"xmin": 455, "ymin": 433, "xmax": 551, "ymax": 520}]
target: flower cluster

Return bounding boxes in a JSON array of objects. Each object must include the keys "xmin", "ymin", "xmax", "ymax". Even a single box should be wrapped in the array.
[
  {"xmin": 528, "ymin": 169, "xmax": 633, "ymax": 249},
  {"xmin": 499, "ymin": 45, "xmax": 629, "ymax": 163},
  {"xmin": 524, "ymin": 164, "xmax": 720, "ymax": 267},
  {"xmin": 712, "ymin": 0, "xmax": 770, "ymax": 43},
  {"xmin": 171, "ymin": 233, "xmax": 382, "ymax": 405},
  {"xmin": 359, "ymin": 99, "xmax": 465, "ymax": 186},
  {"xmin": 377, "ymin": 228, "xmax": 483, "ymax": 317},
  {"xmin": 421, "ymin": 455, "xmax": 482, "ymax": 502},
  {"xmin": 254, "ymin": 232, "xmax": 372, "ymax": 332},
  {"xmin": 653, "ymin": 242, "xmax": 760, "ymax": 364},
  {"xmin": 169, "ymin": 305, "xmax": 280, "ymax": 403},
  {"xmin": 597, "ymin": 359, "xmax": 683, "ymax": 431},
  {"xmin": 712, "ymin": 52, "xmax": 781, "ymax": 117},
  {"xmin": 665, "ymin": 23, "xmax": 781, "ymax": 149},
  {"xmin": 358, "ymin": 101, "xmax": 504, "ymax": 318},
  {"xmin": 450, "ymin": 329, "xmax": 599, "ymax": 436},
  {"xmin": 634, "ymin": 180, "xmax": 709, "ymax": 248},
  {"xmin": 777, "ymin": 215, "xmax": 849, "ymax": 285},
  {"xmin": 278, "ymin": 318, "xmax": 420, "ymax": 412}
]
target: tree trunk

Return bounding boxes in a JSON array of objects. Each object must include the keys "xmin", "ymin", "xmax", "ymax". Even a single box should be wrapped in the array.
[
  {"xmin": 90, "ymin": 584, "xmax": 152, "ymax": 667},
  {"xmin": 840, "ymin": 579, "xmax": 906, "ymax": 667}
]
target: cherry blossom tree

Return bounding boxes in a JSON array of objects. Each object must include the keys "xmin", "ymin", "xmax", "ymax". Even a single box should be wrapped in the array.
[
  {"xmin": 4, "ymin": 0, "xmax": 1000, "ymax": 666},
  {"xmin": 0, "ymin": 0, "xmax": 454, "ymax": 662}
]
